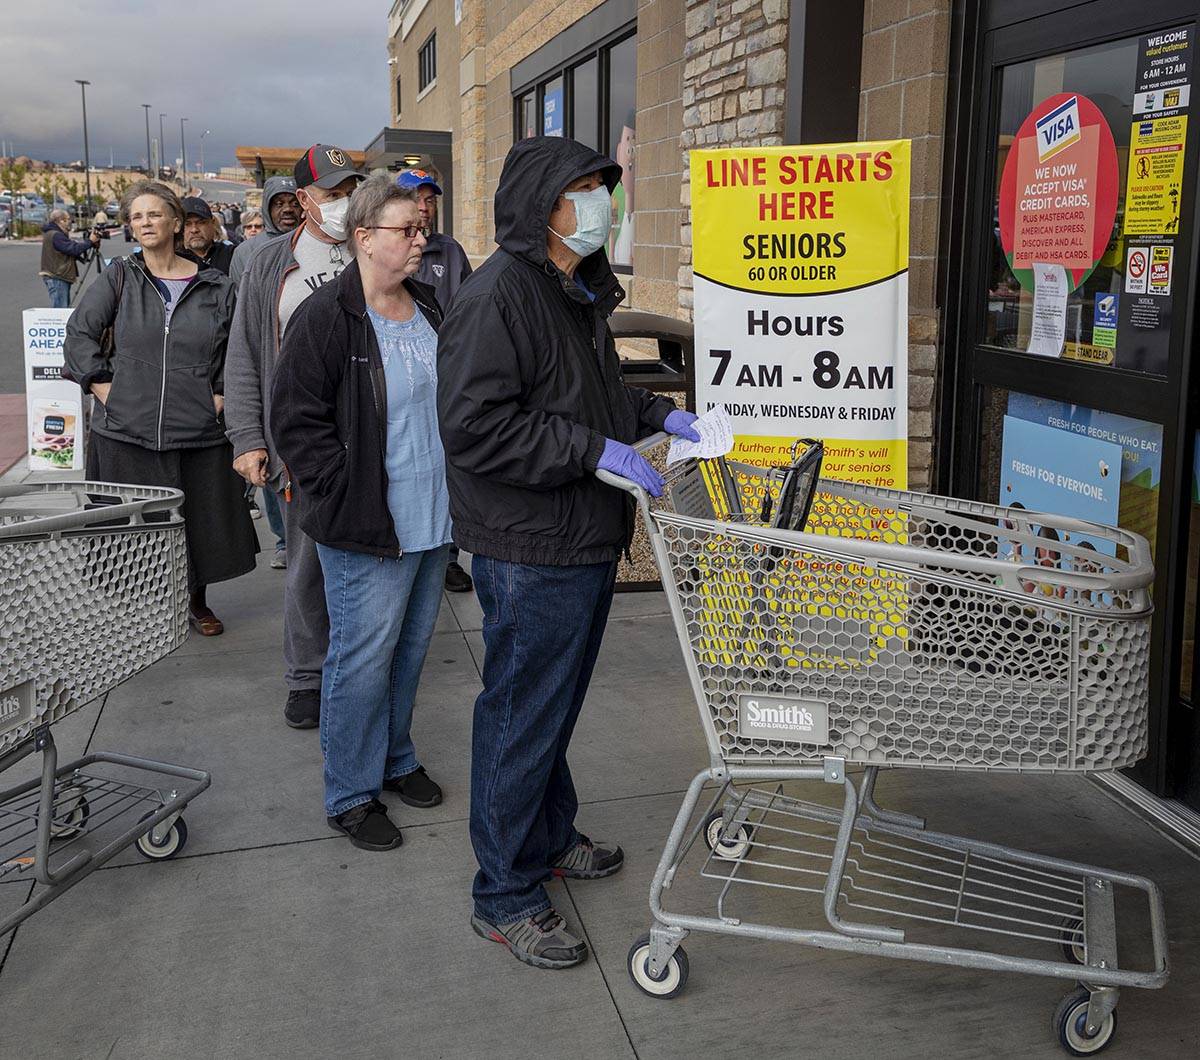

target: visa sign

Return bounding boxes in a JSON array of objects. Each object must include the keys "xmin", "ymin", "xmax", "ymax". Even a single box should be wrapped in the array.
[{"xmin": 1036, "ymin": 96, "xmax": 1082, "ymax": 162}]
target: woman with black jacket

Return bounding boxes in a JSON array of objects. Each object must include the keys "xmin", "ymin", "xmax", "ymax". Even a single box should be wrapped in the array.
[
  {"xmin": 270, "ymin": 176, "xmax": 449, "ymax": 852},
  {"xmin": 65, "ymin": 181, "xmax": 257, "ymax": 636}
]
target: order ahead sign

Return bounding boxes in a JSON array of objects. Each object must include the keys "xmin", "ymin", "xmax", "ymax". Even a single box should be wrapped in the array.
[
  {"xmin": 691, "ymin": 141, "xmax": 910, "ymax": 487},
  {"xmin": 23, "ymin": 308, "xmax": 84, "ymax": 472}
]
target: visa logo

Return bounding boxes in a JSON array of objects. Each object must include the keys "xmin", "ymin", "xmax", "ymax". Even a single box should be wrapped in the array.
[{"xmin": 1036, "ymin": 96, "xmax": 1082, "ymax": 161}]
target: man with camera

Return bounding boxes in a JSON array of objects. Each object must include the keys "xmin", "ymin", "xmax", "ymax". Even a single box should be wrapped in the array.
[{"xmin": 38, "ymin": 209, "xmax": 100, "ymax": 308}]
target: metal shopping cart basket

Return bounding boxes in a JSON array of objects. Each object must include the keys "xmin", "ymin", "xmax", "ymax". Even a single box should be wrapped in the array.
[
  {"xmin": 0, "ymin": 482, "xmax": 210, "ymax": 936},
  {"xmin": 601, "ymin": 435, "xmax": 1167, "ymax": 1057}
]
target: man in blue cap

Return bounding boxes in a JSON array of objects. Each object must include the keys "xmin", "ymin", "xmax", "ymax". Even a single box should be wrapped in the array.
[{"xmin": 396, "ymin": 167, "xmax": 475, "ymax": 593}]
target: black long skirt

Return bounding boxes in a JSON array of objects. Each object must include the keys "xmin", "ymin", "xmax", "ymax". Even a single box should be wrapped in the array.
[{"xmin": 87, "ymin": 432, "xmax": 259, "ymax": 591}]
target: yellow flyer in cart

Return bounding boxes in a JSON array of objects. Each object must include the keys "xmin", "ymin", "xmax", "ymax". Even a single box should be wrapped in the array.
[{"xmin": 690, "ymin": 141, "xmax": 910, "ymax": 489}]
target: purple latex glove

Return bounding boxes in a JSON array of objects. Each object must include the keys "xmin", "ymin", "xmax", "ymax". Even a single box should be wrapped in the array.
[
  {"xmin": 664, "ymin": 409, "xmax": 701, "ymax": 442},
  {"xmin": 597, "ymin": 438, "xmax": 665, "ymax": 497}
]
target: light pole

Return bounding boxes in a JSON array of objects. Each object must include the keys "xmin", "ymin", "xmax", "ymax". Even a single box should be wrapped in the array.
[
  {"xmin": 199, "ymin": 129, "xmax": 210, "ymax": 176},
  {"xmin": 141, "ymin": 104, "xmax": 152, "ymax": 175},
  {"xmin": 75, "ymin": 79, "xmax": 92, "ymax": 226},
  {"xmin": 180, "ymin": 117, "xmax": 188, "ymax": 190},
  {"xmin": 159, "ymin": 113, "xmax": 166, "ymax": 177}
]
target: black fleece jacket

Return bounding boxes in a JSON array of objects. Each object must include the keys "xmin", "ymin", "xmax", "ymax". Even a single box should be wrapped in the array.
[
  {"xmin": 436, "ymin": 136, "xmax": 675, "ymax": 566},
  {"xmin": 269, "ymin": 258, "xmax": 443, "ymax": 557}
]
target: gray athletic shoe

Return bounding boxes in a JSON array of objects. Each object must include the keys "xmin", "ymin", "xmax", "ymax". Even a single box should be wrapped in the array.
[
  {"xmin": 470, "ymin": 907, "xmax": 588, "ymax": 969},
  {"xmin": 551, "ymin": 834, "xmax": 624, "ymax": 879}
]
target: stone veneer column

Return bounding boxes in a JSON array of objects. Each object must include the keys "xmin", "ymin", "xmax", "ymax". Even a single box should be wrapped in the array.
[
  {"xmin": 457, "ymin": 0, "xmax": 489, "ymax": 261},
  {"xmin": 860, "ymin": 0, "xmax": 950, "ymax": 490},
  {"xmin": 678, "ymin": 0, "xmax": 790, "ymax": 316}
]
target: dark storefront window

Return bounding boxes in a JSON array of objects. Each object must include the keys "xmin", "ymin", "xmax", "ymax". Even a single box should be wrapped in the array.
[
  {"xmin": 512, "ymin": 25, "xmax": 636, "ymax": 271},
  {"xmin": 572, "ymin": 57, "xmax": 599, "ymax": 149},
  {"xmin": 607, "ymin": 33, "xmax": 637, "ymax": 268},
  {"xmin": 419, "ymin": 33, "xmax": 437, "ymax": 93},
  {"xmin": 519, "ymin": 92, "xmax": 536, "ymax": 140}
]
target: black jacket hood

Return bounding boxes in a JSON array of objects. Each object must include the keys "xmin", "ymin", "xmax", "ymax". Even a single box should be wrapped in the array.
[{"xmin": 494, "ymin": 137, "xmax": 622, "ymax": 269}]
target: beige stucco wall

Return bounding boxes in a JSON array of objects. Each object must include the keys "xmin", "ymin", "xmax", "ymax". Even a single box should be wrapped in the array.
[{"xmin": 390, "ymin": 0, "xmax": 461, "ymax": 135}]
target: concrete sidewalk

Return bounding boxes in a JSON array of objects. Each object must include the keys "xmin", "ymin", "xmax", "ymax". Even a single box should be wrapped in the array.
[{"xmin": 0, "ymin": 517, "xmax": 1197, "ymax": 1059}]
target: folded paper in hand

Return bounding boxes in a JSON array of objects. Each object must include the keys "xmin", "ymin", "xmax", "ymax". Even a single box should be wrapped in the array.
[{"xmin": 667, "ymin": 406, "xmax": 734, "ymax": 465}]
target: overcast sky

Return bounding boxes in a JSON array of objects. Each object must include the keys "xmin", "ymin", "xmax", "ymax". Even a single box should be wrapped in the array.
[{"xmin": 0, "ymin": 0, "xmax": 389, "ymax": 169}]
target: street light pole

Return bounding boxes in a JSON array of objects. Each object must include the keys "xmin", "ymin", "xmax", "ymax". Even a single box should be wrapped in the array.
[
  {"xmin": 142, "ymin": 104, "xmax": 152, "ymax": 175},
  {"xmin": 199, "ymin": 129, "xmax": 210, "ymax": 176},
  {"xmin": 75, "ymin": 79, "xmax": 92, "ymax": 226},
  {"xmin": 159, "ymin": 113, "xmax": 166, "ymax": 178},
  {"xmin": 180, "ymin": 117, "xmax": 188, "ymax": 190}
]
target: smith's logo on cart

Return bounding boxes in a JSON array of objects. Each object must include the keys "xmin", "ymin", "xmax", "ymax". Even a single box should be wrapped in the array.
[
  {"xmin": 738, "ymin": 695, "xmax": 829, "ymax": 745},
  {"xmin": 0, "ymin": 682, "xmax": 34, "ymax": 736}
]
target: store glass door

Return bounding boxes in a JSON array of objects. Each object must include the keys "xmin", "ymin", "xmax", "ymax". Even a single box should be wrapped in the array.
[{"xmin": 949, "ymin": 1, "xmax": 1200, "ymax": 805}]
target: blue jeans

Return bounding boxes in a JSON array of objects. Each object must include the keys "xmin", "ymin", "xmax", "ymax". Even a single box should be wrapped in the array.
[
  {"xmin": 260, "ymin": 486, "xmax": 285, "ymax": 550},
  {"xmin": 316, "ymin": 543, "xmax": 449, "ymax": 817},
  {"xmin": 469, "ymin": 556, "xmax": 617, "ymax": 922},
  {"xmin": 42, "ymin": 276, "xmax": 71, "ymax": 308}
]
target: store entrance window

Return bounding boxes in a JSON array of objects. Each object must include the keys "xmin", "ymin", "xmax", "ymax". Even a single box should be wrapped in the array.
[{"xmin": 946, "ymin": 4, "xmax": 1200, "ymax": 810}]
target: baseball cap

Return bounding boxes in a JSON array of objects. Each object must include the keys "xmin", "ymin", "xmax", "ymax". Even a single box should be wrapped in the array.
[
  {"xmin": 396, "ymin": 168, "xmax": 443, "ymax": 195},
  {"xmin": 295, "ymin": 144, "xmax": 366, "ymax": 189},
  {"xmin": 182, "ymin": 196, "xmax": 213, "ymax": 220}
]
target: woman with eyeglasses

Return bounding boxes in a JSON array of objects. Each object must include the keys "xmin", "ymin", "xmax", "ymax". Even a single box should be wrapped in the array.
[
  {"xmin": 269, "ymin": 175, "xmax": 447, "ymax": 851},
  {"xmin": 239, "ymin": 209, "xmax": 265, "ymax": 239}
]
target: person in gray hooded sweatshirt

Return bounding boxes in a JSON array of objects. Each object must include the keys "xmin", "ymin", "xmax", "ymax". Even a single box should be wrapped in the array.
[
  {"xmin": 224, "ymin": 145, "xmax": 365, "ymax": 730},
  {"xmin": 228, "ymin": 175, "xmax": 302, "ymax": 286}
]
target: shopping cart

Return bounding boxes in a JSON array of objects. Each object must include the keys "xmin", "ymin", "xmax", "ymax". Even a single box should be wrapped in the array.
[
  {"xmin": 0, "ymin": 482, "xmax": 210, "ymax": 936},
  {"xmin": 600, "ymin": 436, "xmax": 1167, "ymax": 1057}
]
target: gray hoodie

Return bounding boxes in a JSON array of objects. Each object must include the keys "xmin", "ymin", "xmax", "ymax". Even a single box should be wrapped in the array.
[
  {"xmin": 228, "ymin": 176, "xmax": 298, "ymax": 286},
  {"xmin": 224, "ymin": 223, "xmax": 304, "ymax": 487}
]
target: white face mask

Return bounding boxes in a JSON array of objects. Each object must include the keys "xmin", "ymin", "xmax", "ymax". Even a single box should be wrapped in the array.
[
  {"xmin": 311, "ymin": 195, "xmax": 350, "ymax": 241},
  {"xmin": 548, "ymin": 185, "xmax": 612, "ymax": 258}
]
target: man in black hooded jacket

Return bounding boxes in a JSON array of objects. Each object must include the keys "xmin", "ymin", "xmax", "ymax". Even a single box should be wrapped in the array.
[{"xmin": 438, "ymin": 136, "xmax": 699, "ymax": 969}]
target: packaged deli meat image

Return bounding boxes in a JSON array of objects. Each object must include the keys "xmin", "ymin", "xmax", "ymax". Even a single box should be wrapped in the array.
[{"xmin": 28, "ymin": 399, "xmax": 78, "ymax": 470}]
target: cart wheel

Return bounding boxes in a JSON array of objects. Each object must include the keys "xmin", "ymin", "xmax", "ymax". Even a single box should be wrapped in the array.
[
  {"xmin": 50, "ymin": 787, "xmax": 90, "ymax": 840},
  {"xmin": 135, "ymin": 812, "xmax": 188, "ymax": 861},
  {"xmin": 1058, "ymin": 911, "xmax": 1086, "ymax": 965},
  {"xmin": 703, "ymin": 811, "xmax": 752, "ymax": 860},
  {"xmin": 1053, "ymin": 987, "xmax": 1117, "ymax": 1056},
  {"xmin": 627, "ymin": 933, "xmax": 689, "ymax": 999}
]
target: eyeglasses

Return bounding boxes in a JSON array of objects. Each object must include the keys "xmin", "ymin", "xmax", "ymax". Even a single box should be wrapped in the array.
[
  {"xmin": 367, "ymin": 225, "xmax": 431, "ymax": 239},
  {"xmin": 243, "ymin": 223, "xmax": 264, "ymax": 231}
]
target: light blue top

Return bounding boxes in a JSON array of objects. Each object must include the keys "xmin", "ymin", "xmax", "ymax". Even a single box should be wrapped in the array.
[{"xmin": 366, "ymin": 304, "xmax": 452, "ymax": 552}]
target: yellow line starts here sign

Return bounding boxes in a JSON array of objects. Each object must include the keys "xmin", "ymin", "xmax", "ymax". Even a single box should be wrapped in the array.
[{"xmin": 690, "ymin": 141, "xmax": 911, "ymax": 488}]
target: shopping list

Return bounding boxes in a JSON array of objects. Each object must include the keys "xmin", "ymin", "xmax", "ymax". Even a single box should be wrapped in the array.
[{"xmin": 667, "ymin": 405, "xmax": 734, "ymax": 465}]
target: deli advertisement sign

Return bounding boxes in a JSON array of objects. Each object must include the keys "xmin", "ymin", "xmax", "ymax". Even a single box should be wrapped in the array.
[{"xmin": 690, "ymin": 141, "xmax": 910, "ymax": 488}]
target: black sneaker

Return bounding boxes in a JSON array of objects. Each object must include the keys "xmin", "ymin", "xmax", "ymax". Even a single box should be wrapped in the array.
[
  {"xmin": 284, "ymin": 689, "xmax": 320, "ymax": 730},
  {"xmin": 327, "ymin": 799, "xmax": 402, "ymax": 851},
  {"xmin": 470, "ymin": 907, "xmax": 588, "ymax": 969},
  {"xmin": 383, "ymin": 766, "xmax": 443, "ymax": 808},
  {"xmin": 445, "ymin": 561, "xmax": 473, "ymax": 593},
  {"xmin": 550, "ymin": 834, "xmax": 624, "ymax": 879}
]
